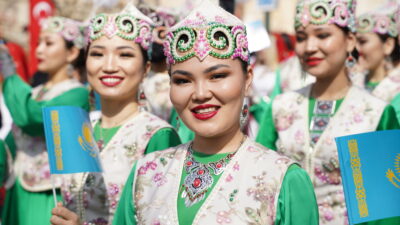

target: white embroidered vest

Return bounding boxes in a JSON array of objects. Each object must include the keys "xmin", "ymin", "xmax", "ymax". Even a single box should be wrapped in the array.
[
  {"xmin": 351, "ymin": 68, "xmax": 400, "ymax": 102},
  {"xmin": 272, "ymin": 84, "xmax": 386, "ymax": 225},
  {"xmin": 133, "ymin": 139, "xmax": 294, "ymax": 225},
  {"xmin": 62, "ymin": 112, "xmax": 173, "ymax": 225},
  {"xmin": 13, "ymin": 79, "xmax": 83, "ymax": 192}
]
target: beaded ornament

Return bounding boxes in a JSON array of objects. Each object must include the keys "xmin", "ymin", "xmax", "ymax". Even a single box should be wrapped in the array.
[
  {"xmin": 295, "ymin": 0, "xmax": 357, "ymax": 32},
  {"xmin": 41, "ymin": 16, "xmax": 86, "ymax": 49},
  {"xmin": 356, "ymin": 1, "xmax": 399, "ymax": 37},
  {"xmin": 87, "ymin": 3, "xmax": 154, "ymax": 50},
  {"xmin": 163, "ymin": 0, "xmax": 249, "ymax": 65}
]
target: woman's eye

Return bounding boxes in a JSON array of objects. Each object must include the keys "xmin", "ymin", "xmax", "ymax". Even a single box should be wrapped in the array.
[
  {"xmin": 172, "ymin": 78, "xmax": 190, "ymax": 85},
  {"xmin": 317, "ymin": 33, "xmax": 330, "ymax": 39},
  {"xmin": 296, "ymin": 35, "xmax": 305, "ymax": 42},
  {"xmin": 45, "ymin": 41, "xmax": 53, "ymax": 46},
  {"xmin": 211, "ymin": 73, "xmax": 227, "ymax": 80},
  {"xmin": 120, "ymin": 53, "xmax": 134, "ymax": 57},
  {"xmin": 89, "ymin": 52, "xmax": 103, "ymax": 57}
]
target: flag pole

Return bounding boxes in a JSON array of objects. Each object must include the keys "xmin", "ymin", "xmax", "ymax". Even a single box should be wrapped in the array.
[{"xmin": 51, "ymin": 175, "xmax": 58, "ymax": 206}]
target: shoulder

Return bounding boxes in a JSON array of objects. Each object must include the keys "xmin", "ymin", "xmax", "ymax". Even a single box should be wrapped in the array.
[
  {"xmin": 137, "ymin": 143, "xmax": 188, "ymax": 163},
  {"xmin": 140, "ymin": 111, "xmax": 173, "ymax": 129},
  {"xmin": 242, "ymin": 139, "xmax": 294, "ymax": 167},
  {"xmin": 350, "ymin": 86, "xmax": 387, "ymax": 107}
]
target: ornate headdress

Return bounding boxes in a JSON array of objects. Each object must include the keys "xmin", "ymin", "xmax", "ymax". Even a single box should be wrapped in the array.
[
  {"xmin": 138, "ymin": 4, "xmax": 179, "ymax": 44},
  {"xmin": 295, "ymin": 0, "xmax": 357, "ymax": 32},
  {"xmin": 41, "ymin": 16, "xmax": 86, "ymax": 49},
  {"xmin": 356, "ymin": 1, "xmax": 399, "ymax": 37},
  {"xmin": 163, "ymin": 0, "xmax": 249, "ymax": 65},
  {"xmin": 87, "ymin": 3, "xmax": 154, "ymax": 50}
]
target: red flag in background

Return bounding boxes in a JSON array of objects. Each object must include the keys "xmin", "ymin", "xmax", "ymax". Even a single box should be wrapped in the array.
[{"xmin": 29, "ymin": 0, "xmax": 55, "ymax": 77}]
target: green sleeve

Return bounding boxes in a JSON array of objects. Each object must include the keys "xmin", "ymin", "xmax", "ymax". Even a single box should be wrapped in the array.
[
  {"xmin": 270, "ymin": 68, "xmax": 282, "ymax": 99},
  {"xmin": 250, "ymin": 98, "xmax": 269, "ymax": 124},
  {"xmin": 145, "ymin": 128, "xmax": 181, "ymax": 154},
  {"xmin": 255, "ymin": 100, "xmax": 278, "ymax": 150},
  {"xmin": 0, "ymin": 140, "xmax": 7, "ymax": 185},
  {"xmin": 275, "ymin": 164, "xmax": 319, "ymax": 225},
  {"xmin": 376, "ymin": 104, "xmax": 400, "ymax": 131},
  {"xmin": 390, "ymin": 94, "xmax": 400, "ymax": 124},
  {"xmin": 4, "ymin": 132, "xmax": 16, "ymax": 159},
  {"xmin": 3, "ymin": 75, "xmax": 90, "ymax": 136},
  {"xmin": 113, "ymin": 163, "xmax": 137, "ymax": 225}
]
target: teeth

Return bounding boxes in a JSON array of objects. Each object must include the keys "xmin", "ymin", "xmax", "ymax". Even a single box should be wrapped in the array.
[
  {"xmin": 195, "ymin": 107, "xmax": 217, "ymax": 114},
  {"xmin": 102, "ymin": 77, "xmax": 122, "ymax": 83}
]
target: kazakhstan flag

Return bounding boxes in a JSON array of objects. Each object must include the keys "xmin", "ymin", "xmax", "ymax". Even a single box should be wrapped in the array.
[
  {"xmin": 335, "ymin": 130, "xmax": 400, "ymax": 224},
  {"xmin": 43, "ymin": 106, "xmax": 102, "ymax": 174}
]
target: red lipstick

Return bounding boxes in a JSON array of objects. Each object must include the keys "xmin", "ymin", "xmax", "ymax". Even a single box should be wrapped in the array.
[
  {"xmin": 191, "ymin": 104, "xmax": 220, "ymax": 120},
  {"xmin": 100, "ymin": 75, "xmax": 124, "ymax": 87},
  {"xmin": 306, "ymin": 57, "xmax": 323, "ymax": 66}
]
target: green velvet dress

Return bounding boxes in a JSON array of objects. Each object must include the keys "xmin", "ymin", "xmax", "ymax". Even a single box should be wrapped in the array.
[{"xmin": 1, "ymin": 75, "xmax": 90, "ymax": 225}]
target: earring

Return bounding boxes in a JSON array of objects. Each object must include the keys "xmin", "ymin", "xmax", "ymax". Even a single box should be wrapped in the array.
[
  {"xmin": 138, "ymin": 84, "xmax": 148, "ymax": 112},
  {"xmin": 240, "ymin": 102, "xmax": 249, "ymax": 129},
  {"xmin": 345, "ymin": 52, "xmax": 356, "ymax": 68},
  {"xmin": 67, "ymin": 63, "xmax": 74, "ymax": 78}
]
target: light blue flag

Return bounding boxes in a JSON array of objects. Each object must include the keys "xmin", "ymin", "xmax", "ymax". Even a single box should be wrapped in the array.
[
  {"xmin": 43, "ymin": 106, "xmax": 102, "ymax": 174},
  {"xmin": 335, "ymin": 130, "xmax": 400, "ymax": 225}
]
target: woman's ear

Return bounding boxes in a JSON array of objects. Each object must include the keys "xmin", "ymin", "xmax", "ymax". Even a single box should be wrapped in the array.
[
  {"xmin": 244, "ymin": 65, "xmax": 253, "ymax": 96},
  {"xmin": 67, "ymin": 46, "xmax": 80, "ymax": 64},
  {"xmin": 346, "ymin": 32, "xmax": 356, "ymax": 53},
  {"xmin": 383, "ymin": 37, "xmax": 395, "ymax": 56}
]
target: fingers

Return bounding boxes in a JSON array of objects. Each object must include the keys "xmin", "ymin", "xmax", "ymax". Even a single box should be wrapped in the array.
[{"xmin": 51, "ymin": 203, "xmax": 81, "ymax": 225}]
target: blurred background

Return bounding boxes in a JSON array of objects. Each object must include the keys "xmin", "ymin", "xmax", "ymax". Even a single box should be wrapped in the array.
[{"xmin": 0, "ymin": 0, "xmax": 387, "ymax": 81}]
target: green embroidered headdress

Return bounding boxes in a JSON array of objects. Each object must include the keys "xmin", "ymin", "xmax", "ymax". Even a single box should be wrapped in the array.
[
  {"xmin": 356, "ymin": 1, "xmax": 399, "ymax": 37},
  {"xmin": 87, "ymin": 3, "xmax": 154, "ymax": 50},
  {"xmin": 42, "ymin": 16, "xmax": 86, "ymax": 49},
  {"xmin": 295, "ymin": 0, "xmax": 357, "ymax": 32},
  {"xmin": 163, "ymin": 0, "xmax": 249, "ymax": 65}
]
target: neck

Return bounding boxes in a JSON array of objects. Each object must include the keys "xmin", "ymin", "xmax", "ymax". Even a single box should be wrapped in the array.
[
  {"xmin": 100, "ymin": 98, "xmax": 139, "ymax": 128},
  {"xmin": 192, "ymin": 126, "xmax": 245, "ymax": 154},
  {"xmin": 46, "ymin": 65, "xmax": 70, "ymax": 88},
  {"xmin": 151, "ymin": 62, "xmax": 167, "ymax": 73},
  {"xmin": 312, "ymin": 67, "xmax": 351, "ymax": 100},
  {"xmin": 368, "ymin": 63, "xmax": 387, "ymax": 83}
]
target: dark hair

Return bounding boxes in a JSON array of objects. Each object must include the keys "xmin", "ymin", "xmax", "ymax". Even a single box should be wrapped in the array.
[
  {"xmin": 378, "ymin": 34, "xmax": 400, "ymax": 63},
  {"xmin": 65, "ymin": 40, "xmax": 86, "ymax": 82},
  {"xmin": 150, "ymin": 42, "xmax": 166, "ymax": 63}
]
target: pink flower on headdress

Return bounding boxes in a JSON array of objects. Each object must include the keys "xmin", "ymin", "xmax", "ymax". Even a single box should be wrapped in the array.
[
  {"xmin": 62, "ymin": 21, "xmax": 80, "ymax": 42},
  {"xmin": 194, "ymin": 29, "xmax": 211, "ymax": 61},
  {"xmin": 163, "ymin": 35, "xmax": 175, "ymax": 64},
  {"xmin": 232, "ymin": 26, "xmax": 249, "ymax": 62},
  {"xmin": 215, "ymin": 16, "xmax": 227, "ymax": 24},
  {"xmin": 136, "ymin": 21, "xmax": 152, "ymax": 50},
  {"xmin": 104, "ymin": 17, "xmax": 118, "ymax": 38}
]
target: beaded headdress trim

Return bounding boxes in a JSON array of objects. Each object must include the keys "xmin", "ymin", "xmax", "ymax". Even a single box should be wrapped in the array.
[
  {"xmin": 356, "ymin": 2, "xmax": 399, "ymax": 37},
  {"xmin": 295, "ymin": 0, "xmax": 357, "ymax": 32},
  {"xmin": 87, "ymin": 3, "xmax": 154, "ymax": 50},
  {"xmin": 41, "ymin": 17, "xmax": 86, "ymax": 49},
  {"xmin": 163, "ymin": 0, "xmax": 249, "ymax": 65}
]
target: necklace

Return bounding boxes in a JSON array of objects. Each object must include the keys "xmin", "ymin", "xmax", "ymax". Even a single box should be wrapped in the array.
[{"xmin": 181, "ymin": 136, "xmax": 246, "ymax": 207}]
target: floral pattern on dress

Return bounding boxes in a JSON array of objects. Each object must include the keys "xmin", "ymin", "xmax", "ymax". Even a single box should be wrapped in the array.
[
  {"xmin": 61, "ymin": 112, "xmax": 173, "ymax": 225},
  {"xmin": 273, "ymin": 85, "xmax": 385, "ymax": 225}
]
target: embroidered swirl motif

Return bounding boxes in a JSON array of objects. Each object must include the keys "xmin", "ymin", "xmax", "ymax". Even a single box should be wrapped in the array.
[
  {"xmin": 164, "ymin": 23, "xmax": 249, "ymax": 64},
  {"xmin": 357, "ymin": 13, "xmax": 399, "ymax": 37},
  {"xmin": 295, "ymin": 0, "xmax": 356, "ymax": 32},
  {"xmin": 88, "ymin": 14, "xmax": 152, "ymax": 50},
  {"xmin": 42, "ymin": 17, "xmax": 86, "ymax": 49}
]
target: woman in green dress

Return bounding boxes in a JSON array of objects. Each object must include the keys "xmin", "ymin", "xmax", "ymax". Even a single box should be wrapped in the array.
[
  {"xmin": 353, "ymin": 1, "xmax": 400, "ymax": 98},
  {"xmin": 257, "ymin": 0, "xmax": 400, "ymax": 224},
  {"xmin": 112, "ymin": 1, "xmax": 319, "ymax": 225},
  {"xmin": 0, "ymin": 16, "xmax": 90, "ymax": 225},
  {"xmin": 50, "ymin": 3, "xmax": 181, "ymax": 225}
]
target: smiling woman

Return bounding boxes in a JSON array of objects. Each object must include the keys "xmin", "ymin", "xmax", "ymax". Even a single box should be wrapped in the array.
[
  {"xmin": 0, "ymin": 16, "xmax": 90, "ymax": 225},
  {"xmin": 49, "ymin": 4, "xmax": 181, "ymax": 225},
  {"xmin": 112, "ymin": 1, "xmax": 319, "ymax": 225},
  {"xmin": 256, "ymin": 0, "xmax": 400, "ymax": 225}
]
